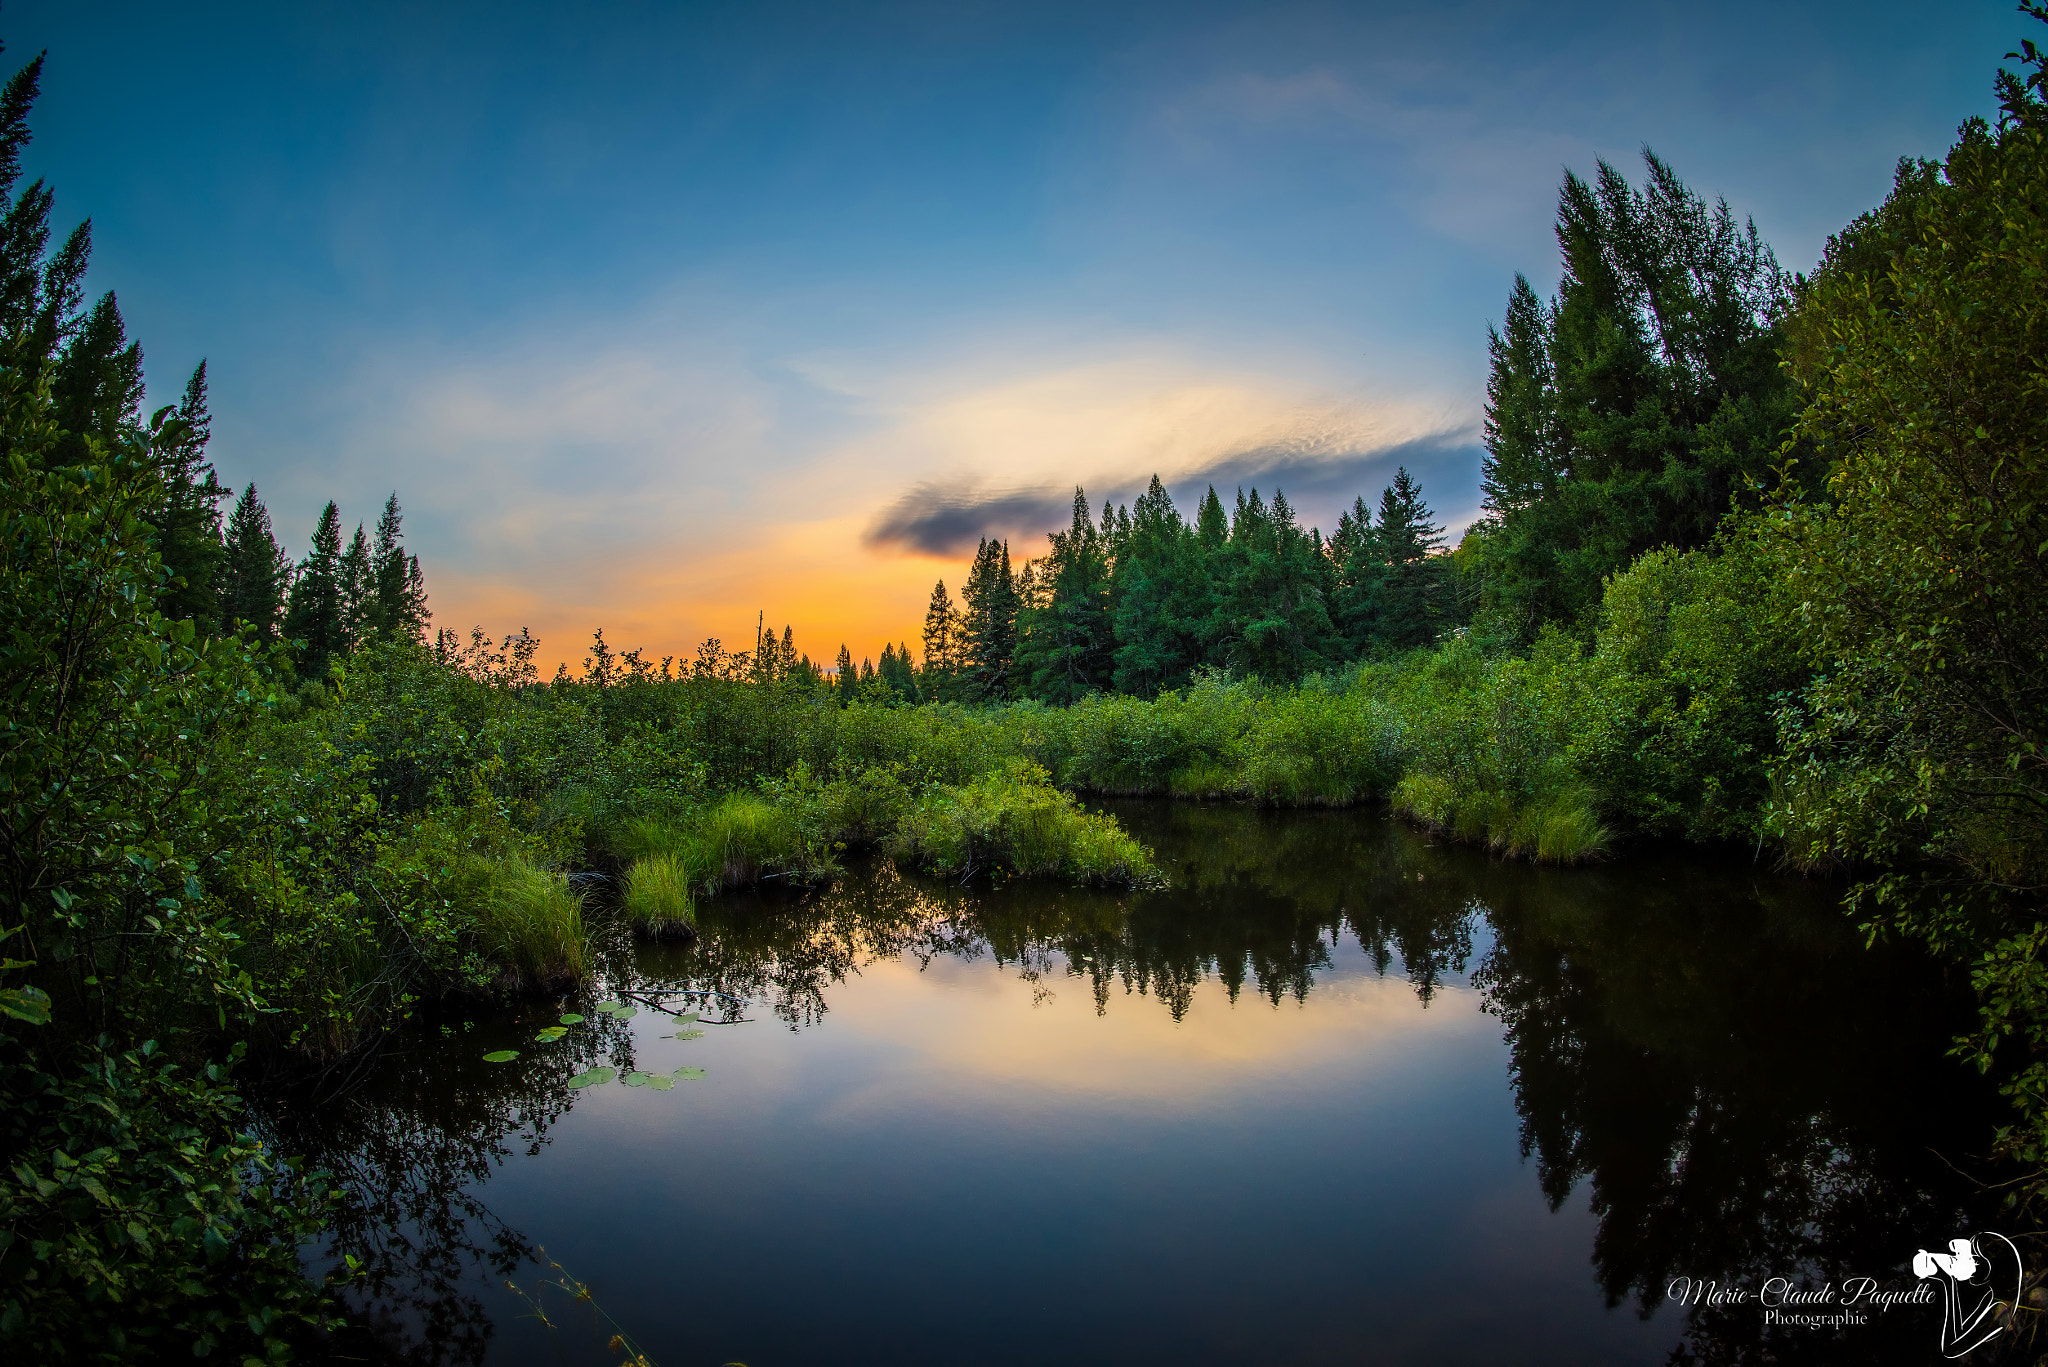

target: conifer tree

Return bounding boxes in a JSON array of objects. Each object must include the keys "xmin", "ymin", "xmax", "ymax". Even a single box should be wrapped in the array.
[
  {"xmin": 920, "ymin": 580, "xmax": 964, "ymax": 700},
  {"xmin": 834, "ymin": 643, "xmax": 857, "ymax": 707},
  {"xmin": 142, "ymin": 360, "xmax": 228, "ymax": 630},
  {"xmin": 960, "ymin": 537, "xmax": 1020, "ymax": 701},
  {"xmin": 217, "ymin": 483, "xmax": 288, "ymax": 640},
  {"xmin": 1012, "ymin": 488, "xmax": 1115, "ymax": 702},
  {"xmin": 0, "ymin": 50, "xmax": 91, "ymax": 368},
  {"xmin": 283, "ymin": 501, "xmax": 349, "ymax": 677},
  {"xmin": 1473, "ymin": 151, "xmax": 1794, "ymax": 635}
]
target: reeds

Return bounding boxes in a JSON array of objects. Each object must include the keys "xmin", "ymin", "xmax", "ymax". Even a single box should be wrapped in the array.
[{"xmin": 621, "ymin": 853, "xmax": 696, "ymax": 939}]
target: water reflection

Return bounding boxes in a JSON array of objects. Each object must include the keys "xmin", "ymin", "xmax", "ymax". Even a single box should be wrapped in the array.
[{"xmin": 289, "ymin": 802, "xmax": 2006, "ymax": 1365}]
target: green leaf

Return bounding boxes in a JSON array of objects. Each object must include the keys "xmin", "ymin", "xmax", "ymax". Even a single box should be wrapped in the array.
[
  {"xmin": 557, "ymin": 1013, "xmax": 586, "ymax": 1024},
  {"xmin": 533, "ymin": 1026, "xmax": 568, "ymax": 1042},
  {"xmin": 482, "ymin": 1050, "xmax": 519, "ymax": 1063},
  {"xmin": 665, "ymin": 1028, "xmax": 705, "ymax": 1041},
  {"xmin": 0, "ymin": 986, "xmax": 51, "ymax": 1025},
  {"xmin": 622, "ymin": 1071, "xmax": 651, "ymax": 1087},
  {"xmin": 672, "ymin": 1066, "xmax": 706, "ymax": 1080},
  {"xmin": 593, "ymin": 1001, "xmax": 623, "ymax": 1014},
  {"xmin": 647, "ymin": 1074, "xmax": 675, "ymax": 1090},
  {"xmin": 566, "ymin": 1066, "xmax": 616, "ymax": 1089},
  {"xmin": 611, "ymin": 1004, "xmax": 638, "ymax": 1020}
]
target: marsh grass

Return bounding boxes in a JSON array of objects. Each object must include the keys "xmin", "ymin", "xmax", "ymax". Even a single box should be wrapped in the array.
[
  {"xmin": 621, "ymin": 853, "xmax": 696, "ymax": 939},
  {"xmin": 1391, "ymin": 773, "xmax": 1608, "ymax": 864},
  {"xmin": 473, "ymin": 856, "xmax": 589, "ymax": 987}
]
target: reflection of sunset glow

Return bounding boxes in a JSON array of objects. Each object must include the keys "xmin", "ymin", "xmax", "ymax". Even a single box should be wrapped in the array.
[{"xmin": 803, "ymin": 946, "xmax": 1495, "ymax": 1116}]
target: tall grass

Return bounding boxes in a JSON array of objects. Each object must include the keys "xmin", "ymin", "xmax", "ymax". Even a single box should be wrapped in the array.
[
  {"xmin": 621, "ymin": 853, "xmax": 696, "ymax": 939},
  {"xmin": 472, "ymin": 856, "xmax": 589, "ymax": 987}
]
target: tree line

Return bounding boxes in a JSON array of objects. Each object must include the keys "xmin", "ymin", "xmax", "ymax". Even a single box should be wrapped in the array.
[
  {"xmin": 0, "ymin": 47, "xmax": 429, "ymax": 684},
  {"xmin": 854, "ymin": 464, "xmax": 1453, "ymax": 706}
]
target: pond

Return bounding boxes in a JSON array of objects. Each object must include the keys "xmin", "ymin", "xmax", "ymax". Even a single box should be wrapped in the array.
[{"xmin": 277, "ymin": 801, "xmax": 2011, "ymax": 1366}]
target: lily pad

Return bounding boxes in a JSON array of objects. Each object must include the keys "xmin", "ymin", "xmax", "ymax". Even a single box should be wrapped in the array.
[
  {"xmin": 533, "ymin": 1026, "xmax": 568, "ymax": 1042},
  {"xmin": 672, "ymin": 1066, "xmax": 706, "ymax": 1081},
  {"xmin": 593, "ymin": 1000, "xmax": 624, "ymax": 1014},
  {"xmin": 558, "ymin": 1013, "xmax": 586, "ymax": 1025},
  {"xmin": 672, "ymin": 1012, "xmax": 700, "ymax": 1024},
  {"xmin": 566, "ymin": 1066, "xmax": 615, "ymax": 1089},
  {"xmin": 647, "ymin": 1074, "xmax": 675, "ymax": 1090},
  {"xmin": 482, "ymin": 1050, "xmax": 519, "ymax": 1063},
  {"xmin": 610, "ymin": 1004, "xmax": 638, "ymax": 1020},
  {"xmin": 622, "ymin": 1070, "xmax": 652, "ymax": 1087},
  {"xmin": 665, "ymin": 1028, "xmax": 705, "ymax": 1041}
]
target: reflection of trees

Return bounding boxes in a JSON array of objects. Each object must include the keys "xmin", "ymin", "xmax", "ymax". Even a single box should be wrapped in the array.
[
  {"xmin": 257, "ymin": 1011, "xmax": 639, "ymax": 1366},
  {"xmin": 649, "ymin": 801, "xmax": 1481, "ymax": 1028},
  {"xmin": 1471, "ymin": 867, "xmax": 2008, "ymax": 1365}
]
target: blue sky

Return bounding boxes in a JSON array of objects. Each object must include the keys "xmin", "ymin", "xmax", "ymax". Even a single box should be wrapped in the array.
[{"xmin": 9, "ymin": 0, "xmax": 2016, "ymax": 663}]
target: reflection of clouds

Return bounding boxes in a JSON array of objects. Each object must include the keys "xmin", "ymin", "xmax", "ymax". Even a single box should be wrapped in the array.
[{"xmin": 812, "ymin": 948, "xmax": 1496, "ymax": 1114}]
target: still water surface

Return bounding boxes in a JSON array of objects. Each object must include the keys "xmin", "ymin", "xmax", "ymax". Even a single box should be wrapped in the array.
[{"xmin": 285, "ymin": 802, "xmax": 2007, "ymax": 1366}]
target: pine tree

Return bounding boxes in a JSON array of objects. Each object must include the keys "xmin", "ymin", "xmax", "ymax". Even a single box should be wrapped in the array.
[
  {"xmin": 339, "ymin": 523, "xmax": 373, "ymax": 646},
  {"xmin": 282, "ymin": 502, "xmax": 349, "ymax": 677},
  {"xmin": 0, "ymin": 51, "xmax": 92, "ymax": 368},
  {"xmin": 920, "ymin": 579, "xmax": 963, "ymax": 700},
  {"xmin": 1109, "ymin": 475, "xmax": 1210, "ymax": 696},
  {"xmin": 217, "ymin": 483, "xmax": 288, "ymax": 640}
]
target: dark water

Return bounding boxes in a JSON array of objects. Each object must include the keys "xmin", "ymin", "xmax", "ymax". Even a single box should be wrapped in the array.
[{"xmin": 282, "ymin": 802, "xmax": 2015, "ymax": 1366}]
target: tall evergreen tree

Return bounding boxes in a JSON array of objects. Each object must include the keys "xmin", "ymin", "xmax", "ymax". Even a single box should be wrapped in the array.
[
  {"xmin": 368, "ymin": 492, "xmax": 429, "ymax": 640},
  {"xmin": 959, "ymin": 537, "xmax": 1020, "ymax": 701},
  {"xmin": 0, "ymin": 49, "xmax": 91, "ymax": 368},
  {"xmin": 1472, "ymin": 150, "xmax": 1795, "ymax": 636},
  {"xmin": 217, "ymin": 483, "xmax": 288, "ymax": 640},
  {"xmin": 282, "ymin": 501, "xmax": 348, "ymax": 677},
  {"xmin": 1012, "ymin": 488, "xmax": 1115, "ymax": 703},
  {"xmin": 920, "ymin": 579, "xmax": 965, "ymax": 700},
  {"xmin": 834, "ymin": 643, "xmax": 858, "ymax": 706},
  {"xmin": 1212, "ymin": 488, "xmax": 1338, "ymax": 682},
  {"xmin": 1109, "ymin": 475, "xmax": 1211, "ymax": 696},
  {"xmin": 145, "ymin": 361, "xmax": 228, "ymax": 630}
]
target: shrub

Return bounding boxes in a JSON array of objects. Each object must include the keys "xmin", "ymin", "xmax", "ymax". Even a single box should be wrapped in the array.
[{"xmin": 885, "ymin": 763, "xmax": 1163, "ymax": 888}]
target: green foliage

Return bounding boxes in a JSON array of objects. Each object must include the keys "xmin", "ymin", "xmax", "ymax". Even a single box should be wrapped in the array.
[
  {"xmin": 1758, "ymin": 19, "xmax": 2048, "ymax": 1187},
  {"xmin": 1472, "ymin": 150, "xmax": 1797, "ymax": 638},
  {"xmin": 0, "ymin": 1045, "xmax": 345, "ymax": 1363},
  {"xmin": 885, "ymin": 762, "xmax": 1163, "ymax": 888}
]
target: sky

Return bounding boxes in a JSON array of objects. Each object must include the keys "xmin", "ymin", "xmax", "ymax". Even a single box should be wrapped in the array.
[{"xmin": 6, "ymin": 0, "xmax": 2018, "ymax": 670}]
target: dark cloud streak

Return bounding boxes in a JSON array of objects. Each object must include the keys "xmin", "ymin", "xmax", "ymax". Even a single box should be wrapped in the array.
[{"xmin": 863, "ymin": 430, "xmax": 1484, "ymax": 557}]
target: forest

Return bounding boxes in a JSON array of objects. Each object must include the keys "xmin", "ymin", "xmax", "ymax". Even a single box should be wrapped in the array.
[{"xmin": 2, "ymin": 11, "xmax": 2045, "ymax": 1363}]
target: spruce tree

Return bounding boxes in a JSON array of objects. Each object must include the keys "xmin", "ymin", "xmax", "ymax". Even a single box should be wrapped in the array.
[
  {"xmin": 960, "ymin": 538, "xmax": 1020, "ymax": 701},
  {"xmin": 283, "ymin": 502, "xmax": 349, "ymax": 677},
  {"xmin": 144, "ymin": 361, "xmax": 228, "ymax": 631},
  {"xmin": 920, "ymin": 580, "xmax": 962, "ymax": 700},
  {"xmin": 217, "ymin": 483, "xmax": 288, "ymax": 640},
  {"xmin": 1011, "ymin": 488, "xmax": 1114, "ymax": 703},
  {"xmin": 834, "ymin": 643, "xmax": 857, "ymax": 707},
  {"xmin": 1472, "ymin": 151, "xmax": 1795, "ymax": 635},
  {"xmin": 0, "ymin": 50, "xmax": 92, "ymax": 368}
]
